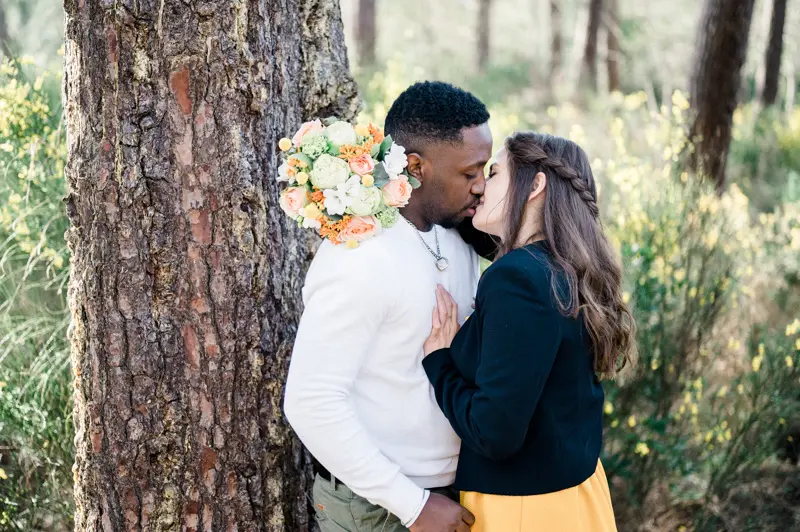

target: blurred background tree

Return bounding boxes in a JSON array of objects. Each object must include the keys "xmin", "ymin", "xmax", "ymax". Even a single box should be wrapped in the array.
[{"xmin": 1, "ymin": 0, "xmax": 799, "ymax": 530}]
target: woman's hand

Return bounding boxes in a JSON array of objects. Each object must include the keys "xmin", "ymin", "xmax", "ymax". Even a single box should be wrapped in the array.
[{"xmin": 423, "ymin": 285, "xmax": 460, "ymax": 357}]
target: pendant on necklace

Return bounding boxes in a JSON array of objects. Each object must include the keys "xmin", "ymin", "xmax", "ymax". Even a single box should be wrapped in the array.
[{"xmin": 436, "ymin": 257, "xmax": 450, "ymax": 271}]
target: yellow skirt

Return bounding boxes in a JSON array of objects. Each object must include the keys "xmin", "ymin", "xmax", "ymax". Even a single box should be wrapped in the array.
[{"xmin": 460, "ymin": 461, "xmax": 617, "ymax": 532}]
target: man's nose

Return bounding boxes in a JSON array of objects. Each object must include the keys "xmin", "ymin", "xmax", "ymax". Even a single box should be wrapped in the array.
[{"xmin": 471, "ymin": 174, "xmax": 486, "ymax": 196}]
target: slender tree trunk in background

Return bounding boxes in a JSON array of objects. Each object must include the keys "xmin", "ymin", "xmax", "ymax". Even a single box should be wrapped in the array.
[
  {"xmin": 477, "ymin": 0, "xmax": 492, "ymax": 72},
  {"xmin": 0, "ymin": 2, "xmax": 14, "ymax": 60},
  {"xmin": 606, "ymin": 0, "xmax": 620, "ymax": 92},
  {"xmin": 688, "ymin": 0, "xmax": 755, "ymax": 192},
  {"xmin": 578, "ymin": 0, "xmax": 603, "ymax": 91},
  {"xmin": 761, "ymin": 0, "xmax": 787, "ymax": 106},
  {"xmin": 787, "ymin": 60, "xmax": 796, "ymax": 116},
  {"xmin": 357, "ymin": 0, "xmax": 376, "ymax": 67},
  {"xmin": 549, "ymin": 0, "xmax": 563, "ymax": 89},
  {"xmin": 62, "ymin": 0, "xmax": 359, "ymax": 530}
]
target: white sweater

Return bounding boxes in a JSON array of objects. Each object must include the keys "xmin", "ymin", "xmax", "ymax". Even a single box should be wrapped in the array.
[{"xmin": 284, "ymin": 219, "xmax": 480, "ymax": 526}]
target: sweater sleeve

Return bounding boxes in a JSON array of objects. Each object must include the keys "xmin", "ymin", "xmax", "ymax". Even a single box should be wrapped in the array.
[
  {"xmin": 423, "ymin": 260, "xmax": 562, "ymax": 461},
  {"xmin": 284, "ymin": 244, "xmax": 427, "ymax": 526}
]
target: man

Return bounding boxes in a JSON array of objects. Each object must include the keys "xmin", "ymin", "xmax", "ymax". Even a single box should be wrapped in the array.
[{"xmin": 284, "ymin": 81, "xmax": 493, "ymax": 532}]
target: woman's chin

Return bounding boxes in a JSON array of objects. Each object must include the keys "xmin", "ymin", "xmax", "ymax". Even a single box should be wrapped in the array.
[{"xmin": 471, "ymin": 215, "xmax": 488, "ymax": 234}]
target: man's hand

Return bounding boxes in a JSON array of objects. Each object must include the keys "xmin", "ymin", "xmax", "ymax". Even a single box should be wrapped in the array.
[{"xmin": 409, "ymin": 493, "xmax": 475, "ymax": 532}]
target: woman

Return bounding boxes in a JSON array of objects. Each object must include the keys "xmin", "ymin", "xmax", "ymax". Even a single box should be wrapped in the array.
[{"xmin": 422, "ymin": 132, "xmax": 636, "ymax": 532}]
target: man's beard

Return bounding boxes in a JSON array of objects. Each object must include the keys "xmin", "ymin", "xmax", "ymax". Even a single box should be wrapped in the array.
[{"xmin": 437, "ymin": 214, "xmax": 465, "ymax": 229}]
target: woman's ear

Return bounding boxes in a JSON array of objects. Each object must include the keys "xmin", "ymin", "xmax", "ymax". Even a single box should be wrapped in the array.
[
  {"xmin": 406, "ymin": 153, "xmax": 424, "ymax": 182},
  {"xmin": 528, "ymin": 172, "xmax": 547, "ymax": 202}
]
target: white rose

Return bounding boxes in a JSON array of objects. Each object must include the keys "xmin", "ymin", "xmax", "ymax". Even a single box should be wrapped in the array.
[
  {"xmin": 277, "ymin": 161, "xmax": 292, "ymax": 183},
  {"xmin": 310, "ymin": 154, "xmax": 352, "ymax": 189},
  {"xmin": 302, "ymin": 216, "xmax": 322, "ymax": 229},
  {"xmin": 325, "ymin": 121, "xmax": 358, "ymax": 147},
  {"xmin": 347, "ymin": 184, "xmax": 383, "ymax": 216},
  {"xmin": 382, "ymin": 143, "xmax": 408, "ymax": 178}
]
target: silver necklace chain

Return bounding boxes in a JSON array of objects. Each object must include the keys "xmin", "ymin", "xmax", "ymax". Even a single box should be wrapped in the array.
[{"xmin": 404, "ymin": 218, "xmax": 450, "ymax": 271}]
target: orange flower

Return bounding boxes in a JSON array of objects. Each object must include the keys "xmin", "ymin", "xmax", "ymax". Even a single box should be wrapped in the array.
[
  {"xmin": 339, "ymin": 144, "xmax": 368, "ymax": 160},
  {"xmin": 369, "ymin": 124, "xmax": 384, "ymax": 144},
  {"xmin": 319, "ymin": 215, "xmax": 352, "ymax": 244},
  {"xmin": 309, "ymin": 190, "xmax": 325, "ymax": 203},
  {"xmin": 362, "ymin": 138, "xmax": 376, "ymax": 152}
]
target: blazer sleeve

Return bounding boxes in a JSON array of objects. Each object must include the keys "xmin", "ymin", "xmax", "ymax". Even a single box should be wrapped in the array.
[{"xmin": 423, "ymin": 260, "xmax": 562, "ymax": 460}]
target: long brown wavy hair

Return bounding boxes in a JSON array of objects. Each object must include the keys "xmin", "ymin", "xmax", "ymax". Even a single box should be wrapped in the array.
[{"xmin": 501, "ymin": 132, "xmax": 637, "ymax": 378}]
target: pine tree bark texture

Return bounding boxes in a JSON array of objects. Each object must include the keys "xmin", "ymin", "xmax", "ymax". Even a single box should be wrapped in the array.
[
  {"xmin": 688, "ymin": 0, "xmax": 755, "ymax": 191},
  {"xmin": 62, "ymin": 0, "xmax": 359, "ymax": 530}
]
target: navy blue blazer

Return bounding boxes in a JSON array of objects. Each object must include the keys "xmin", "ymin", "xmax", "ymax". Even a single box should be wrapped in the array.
[{"xmin": 423, "ymin": 241, "xmax": 604, "ymax": 495}]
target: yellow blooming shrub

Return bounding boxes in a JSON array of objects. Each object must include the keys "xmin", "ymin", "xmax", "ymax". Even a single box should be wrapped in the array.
[
  {"xmin": 0, "ymin": 59, "xmax": 72, "ymax": 528},
  {"xmin": 577, "ymin": 93, "xmax": 800, "ymax": 508},
  {"xmin": 0, "ymin": 59, "xmax": 68, "ymax": 272}
]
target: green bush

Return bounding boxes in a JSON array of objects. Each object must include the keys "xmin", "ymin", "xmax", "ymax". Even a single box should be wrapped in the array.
[
  {"xmin": 729, "ymin": 105, "xmax": 800, "ymax": 211},
  {"xmin": 0, "ymin": 58, "xmax": 73, "ymax": 530}
]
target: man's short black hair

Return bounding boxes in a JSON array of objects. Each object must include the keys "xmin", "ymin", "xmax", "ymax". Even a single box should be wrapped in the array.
[{"xmin": 384, "ymin": 81, "xmax": 490, "ymax": 150}]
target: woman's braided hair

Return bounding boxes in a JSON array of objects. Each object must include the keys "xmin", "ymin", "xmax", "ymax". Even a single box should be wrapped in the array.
[
  {"xmin": 500, "ymin": 132, "xmax": 637, "ymax": 378},
  {"xmin": 528, "ymin": 149, "xmax": 601, "ymax": 219}
]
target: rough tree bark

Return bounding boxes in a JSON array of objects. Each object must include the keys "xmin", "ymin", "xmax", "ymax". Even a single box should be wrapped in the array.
[
  {"xmin": 477, "ymin": 0, "xmax": 491, "ymax": 72},
  {"xmin": 688, "ymin": 0, "xmax": 755, "ymax": 191},
  {"xmin": 606, "ymin": 0, "xmax": 620, "ymax": 92},
  {"xmin": 762, "ymin": 0, "xmax": 787, "ymax": 106},
  {"xmin": 62, "ymin": 1, "xmax": 359, "ymax": 530},
  {"xmin": 356, "ymin": 0, "xmax": 376, "ymax": 67},
  {"xmin": 578, "ymin": 0, "xmax": 603, "ymax": 92}
]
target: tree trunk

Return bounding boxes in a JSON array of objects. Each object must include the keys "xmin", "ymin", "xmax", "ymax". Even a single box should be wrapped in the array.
[
  {"xmin": 356, "ymin": 0, "xmax": 376, "ymax": 67},
  {"xmin": 786, "ymin": 58, "xmax": 796, "ymax": 116},
  {"xmin": 62, "ymin": 1, "xmax": 359, "ymax": 530},
  {"xmin": 477, "ymin": 0, "xmax": 491, "ymax": 72},
  {"xmin": 549, "ymin": 0, "xmax": 562, "ymax": 87},
  {"xmin": 0, "ymin": 2, "xmax": 14, "ymax": 60},
  {"xmin": 688, "ymin": 0, "xmax": 755, "ymax": 191},
  {"xmin": 761, "ymin": 0, "xmax": 787, "ymax": 106},
  {"xmin": 578, "ymin": 0, "xmax": 603, "ymax": 92},
  {"xmin": 606, "ymin": 0, "xmax": 620, "ymax": 92}
]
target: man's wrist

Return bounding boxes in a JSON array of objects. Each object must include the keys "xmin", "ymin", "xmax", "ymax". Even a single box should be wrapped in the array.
[{"xmin": 403, "ymin": 489, "xmax": 430, "ymax": 528}]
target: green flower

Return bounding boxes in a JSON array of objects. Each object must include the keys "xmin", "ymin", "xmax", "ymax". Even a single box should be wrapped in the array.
[
  {"xmin": 348, "ymin": 185, "xmax": 383, "ymax": 216},
  {"xmin": 310, "ymin": 154, "xmax": 351, "ymax": 189},
  {"xmin": 375, "ymin": 206, "xmax": 399, "ymax": 228},
  {"xmin": 301, "ymin": 133, "xmax": 330, "ymax": 159}
]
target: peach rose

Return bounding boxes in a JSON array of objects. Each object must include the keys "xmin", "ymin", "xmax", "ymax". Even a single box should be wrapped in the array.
[
  {"xmin": 292, "ymin": 119, "xmax": 324, "ymax": 147},
  {"xmin": 349, "ymin": 154, "xmax": 376, "ymax": 176},
  {"xmin": 382, "ymin": 176, "xmax": 413, "ymax": 207},
  {"xmin": 279, "ymin": 187, "xmax": 308, "ymax": 220},
  {"xmin": 339, "ymin": 216, "xmax": 381, "ymax": 243}
]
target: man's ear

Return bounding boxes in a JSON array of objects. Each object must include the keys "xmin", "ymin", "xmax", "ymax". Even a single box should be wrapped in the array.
[{"xmin": 406, "ymin": 153, "xmax": 424, "ymax": 182}]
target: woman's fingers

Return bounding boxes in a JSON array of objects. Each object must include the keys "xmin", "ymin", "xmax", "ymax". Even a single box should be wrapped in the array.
[
  {"xmin": 431, "ymin": 306, "xmax": 441, "ymax": 329},
  {"xmin": 435, "ymin": 286, "xmax": 449, "ymax": 325},
  {"xmin": 445, "ymin": 289, "xmax": 458, "ymax": 322}
]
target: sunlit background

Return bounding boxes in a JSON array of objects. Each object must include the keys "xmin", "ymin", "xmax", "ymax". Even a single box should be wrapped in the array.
[{"xmin": 1, "ymin": 0, "xmax": 799, "ymax": 530}]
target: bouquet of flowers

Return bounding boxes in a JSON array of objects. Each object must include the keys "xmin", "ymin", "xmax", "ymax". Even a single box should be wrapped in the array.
[{"xmin": 277, "ymin": 118, "xmax": 419, "ymax": 248}]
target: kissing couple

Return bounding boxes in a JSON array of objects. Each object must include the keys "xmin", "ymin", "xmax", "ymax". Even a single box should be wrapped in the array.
[{"xmin": 284, "ymin": 81, "xmax": 636, "ymax": 532}]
